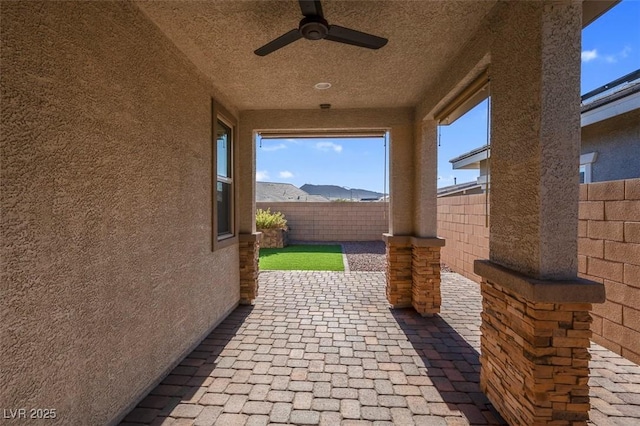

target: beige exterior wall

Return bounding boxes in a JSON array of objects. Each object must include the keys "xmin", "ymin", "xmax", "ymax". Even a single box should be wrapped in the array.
[
  {"xmin": 437, "ymin": 194, "xmax": 489, "ymax": 282},
  {"xmin": 1, "ymin": 3, "xmax": 240, "ymax": 425},
  {"xmin": 256, "ymin": 202, "xmax": 389, "ymax": 242},
  {"xmin": 581, "ymin": 108, "xmax": 640, "ymax": 183},
  {"xmin": 437, "ymin": 178, "xmax": 640, "ymax": 364}
]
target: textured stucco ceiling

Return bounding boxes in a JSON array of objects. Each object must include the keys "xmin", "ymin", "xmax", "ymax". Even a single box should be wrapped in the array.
[{"xmin": 137, "ymin": 1, "xmax": 497, "ymax": 111}]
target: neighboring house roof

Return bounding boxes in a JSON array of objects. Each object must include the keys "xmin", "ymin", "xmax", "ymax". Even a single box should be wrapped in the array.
[
  {"xmin": 437, "ymin": 181, "xmax": 483, "ymax": 197},
  {"xmin": 581, "ymin": 69, "xmax": 640, "ymax": 127},
  {"xmin": 256, "ymin": 182, "xmax": 329, "ymax": 202},
  {"xmin": 449, "ymin": 69, "xmax": 640, "ymax": 172},
  {"xmin": 449, "ymin": 145, "xmax": 489, "ymax": 170}
]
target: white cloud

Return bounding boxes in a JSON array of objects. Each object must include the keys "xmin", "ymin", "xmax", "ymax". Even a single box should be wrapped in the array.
[
  {"xmin": 606, "ymin": 46, "xmax": 632, "ymax": 63},
  {"xmin": 261, "ymin": 143, "xmax": 287, "ymax": 152},
  {"xmin": 620, "ymin": 46, "xmax": 631, "ymax": 58},
  {"xmin": 581, "ymin": 49, "xmax": 598, "ymax": 62},
  {"xmin": 256, "ymin": 170, "xmax": 270, "ymax": 181},
  {"xmin": 316, "ymin": 141, "xmax": 343, "ymax": 153},
  {"xmin": 279, "ymin": 171, "xmax": 294, "ymax": 179},
  {"xmin": 583, "ymin": 46, "xmax": 632, "ymax": 64}
]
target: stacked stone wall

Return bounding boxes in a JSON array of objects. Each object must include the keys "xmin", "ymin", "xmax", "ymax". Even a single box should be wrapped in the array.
[
  {"xmin": 480, "ymin": 279, "xmax": 592, "ymax": 425},
  {"xmin": 259, "ymin": 228, "xmax": 288, "ymax": 248},
  {"xmin": 239, "ymin": 234, "xmax": 260, "ymax": 304}
]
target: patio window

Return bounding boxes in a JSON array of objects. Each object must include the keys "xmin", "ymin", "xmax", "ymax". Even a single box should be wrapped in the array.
[
  {"xmin": 212, "ymin": 101, "xmax": 237, "ymax": 250},
  {"xmin": 217, "ymin": 119, "xmax": 233, "ymax": 236}
]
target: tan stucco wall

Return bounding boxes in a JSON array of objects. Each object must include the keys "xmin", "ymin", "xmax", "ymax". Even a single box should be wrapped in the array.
[
  {"xmin": 256, "ymin": 202, "xmax": 389, "ymax": 242},
  {"xmin": 239, "ymin": 108, "xmax": 414, "ymax": 236},
  {"xmin": 1, "ymin": 2, "xmax": 240, "ymax": 424}
]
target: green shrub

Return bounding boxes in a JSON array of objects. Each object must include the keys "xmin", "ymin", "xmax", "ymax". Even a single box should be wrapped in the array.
[{"xmin": 256, "ymin": 208, "xmax": 288, "ymax": 230}]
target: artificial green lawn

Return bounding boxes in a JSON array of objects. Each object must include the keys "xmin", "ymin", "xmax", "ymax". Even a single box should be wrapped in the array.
[{"xmin": 259, "ymin": 245, "xmax": 344, "ymax": 271}]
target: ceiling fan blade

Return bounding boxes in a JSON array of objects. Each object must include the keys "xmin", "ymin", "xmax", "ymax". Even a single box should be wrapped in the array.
[
  {"xmin": 326, "ymin": 25, "xmax": 388, "ymax": 50},
  {"xmin": 299, "ymin": 0, "xmax": 323, "ymax": 17},
  {"xmin": 254, "ymin": 29, "xmax": 302, "ymax": 56}
]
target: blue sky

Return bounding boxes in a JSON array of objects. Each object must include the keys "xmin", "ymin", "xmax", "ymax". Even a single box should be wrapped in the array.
[{"xmin": 257, "ymin": 1, "xmax": 640, "ymax": 191}]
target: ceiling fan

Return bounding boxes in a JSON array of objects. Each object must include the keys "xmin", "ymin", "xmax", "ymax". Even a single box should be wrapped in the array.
[{"xmin": 254, "ymin": 0, "xmax": 388, "ymax": 56}]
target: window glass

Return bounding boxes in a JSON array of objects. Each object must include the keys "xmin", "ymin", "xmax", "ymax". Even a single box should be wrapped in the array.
[
  {"xmin": 217, "ymin": 181, "xmax": 231, "ymax": 236},
  {"xmin": 217, "ymin": 120, "xmax": 231, "ymax": 178},
  {"xmin": 213, "ymin": 110, "xmax": 234, "ymax": 245}
]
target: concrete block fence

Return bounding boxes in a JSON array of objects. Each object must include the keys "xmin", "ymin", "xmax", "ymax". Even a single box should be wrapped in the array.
[
  {"xmin": 577, "ymin": 179, "xmax": 640, "ymax": 364},
  {"xmin": 256, "ymin": 202, "xmax": 389, "ymax": 242},
  {"xmin": 437, "ymin": 193, "xmax": 489, "ymax": 283},
  {"xmin": 436, "ymin": 178, "xmax": 640, "ymax": 364}
]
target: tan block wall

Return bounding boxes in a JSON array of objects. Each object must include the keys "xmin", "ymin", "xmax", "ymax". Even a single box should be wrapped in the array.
[
  {"xmin": 437, "ymin": 194, "xmax": 490, "ymax": 282},
  {"xmin": 437, "ymin": 179, "xmax": 640, "ymax": 364},
  {"xmin": 1, "ymin": 3, "xmax": 240, "ymax": 424},
  {"xmin": 256, "ymin": 202, "xmax": 389, "ymax": 242},
  {"xmin": 578, "ymin": 179, "xmax": 640, "ymax": 365}
]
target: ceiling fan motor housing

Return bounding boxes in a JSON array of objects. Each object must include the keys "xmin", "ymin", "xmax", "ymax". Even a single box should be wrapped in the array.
[
  {"xmin": 299, "ymin": 16, "xmax": 329, "ymax": 40},
  {"xmin": 254, "ymin": 0, "xmax": 388, "ymax": 56}
]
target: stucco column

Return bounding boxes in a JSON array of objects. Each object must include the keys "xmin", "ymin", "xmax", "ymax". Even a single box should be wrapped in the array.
[
  {"xmin": 389, "ymin": 122, "xmax": 415, "ymax": 236},
  {"xmin": 414, "ymin": 119, "xmax": 438, "ymax": 237},
  {"xmin": 490, "ymin": 1, "xmax": 581, "ymax": 280},
  {"xmin": 237, "ymin": 118, "xmax": 260, "ymax": 303},
  {"xmin": 411, "ymin": 119, "xmax": 444, "ymax": 315},
  {"xmin": 384, "ymin": 119, "xmax": 415, "ymax": 307},
  {"xmin": 238, "ymin": 119, "xmax": 257, "ymax": 235},
  {"xmin": 474, "ymin": 2, "xmax": 605, "ymax": 424}
]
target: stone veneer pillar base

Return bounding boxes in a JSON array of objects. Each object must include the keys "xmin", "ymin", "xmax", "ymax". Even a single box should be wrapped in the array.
[
  {"xmin": 384, "ymin": 235, "xmax": 412, "ymax": 308},
  {"xmin": 475, "ymin": 260, "xmax": 605, "ymax": 426},
  {"xmin": 411, "ymin": 239, "xmax": 444, "ymax": 316},
  {"xmin": 384, "ymin": 234, "xmax": 445, "ymax": 314},
  {"xmin": 239, "ymin": 233, "xmax": 261, "ymax": 305}
]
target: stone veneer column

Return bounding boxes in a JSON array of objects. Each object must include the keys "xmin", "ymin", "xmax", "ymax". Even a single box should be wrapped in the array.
[
  {"xmin": 478, "ymin": 2, "xmax": 605, "ymax": 424},
  {"xmin": 475, "ymin": 261, "xmax": 603, "ymax": 425},
  {"xmin": 239, "ymin": 233, "xmax": 261, "ymax": 304},
  {"xmin": 411, "ymin": 237, "xmax": 445, "ymax": 316},
  {"xmin": 384, "ymin": 234, "xmax": 445, "ymax": 314},
  {"xmin": 384, "ymin": 234, "xmax": 412, "ymax": 308}
]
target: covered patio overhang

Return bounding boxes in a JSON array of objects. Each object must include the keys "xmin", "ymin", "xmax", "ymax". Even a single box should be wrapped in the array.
[
  {"xmin": 144, "ymin": 1, "xmax": 610, "ymax": 421},
  {"xmin": 1, "ymin": 0, "xmax": 617, "ymax": 424}
]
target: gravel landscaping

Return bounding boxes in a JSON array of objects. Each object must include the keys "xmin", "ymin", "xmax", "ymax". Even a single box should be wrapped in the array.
[
  {"xmin": 341, "ymin": 240, "xmax": 454, "ymax": 272},
  {"xmin": 341, "ymin": 241, "xmax": 386, "ymax": 271}
]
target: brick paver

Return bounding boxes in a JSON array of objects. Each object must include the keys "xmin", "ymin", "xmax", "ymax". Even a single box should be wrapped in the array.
[{"xmin": 121, "ymin": 271, "xmax": 640, "ymax": 425}]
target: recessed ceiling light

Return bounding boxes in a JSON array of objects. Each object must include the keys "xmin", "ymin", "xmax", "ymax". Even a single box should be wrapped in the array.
[{"xmin": 314, "ymin": 82, "xmax": 332, "ymax": 90}]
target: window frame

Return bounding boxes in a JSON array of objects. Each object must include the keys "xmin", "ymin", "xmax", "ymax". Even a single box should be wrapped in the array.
[
  {"xmin": 580, "ymin": 152, "xmax": 598, "ymax": 184},
  {"xmin": 212, "ymin": 100, "xmax": 238, "ymax": 251}
]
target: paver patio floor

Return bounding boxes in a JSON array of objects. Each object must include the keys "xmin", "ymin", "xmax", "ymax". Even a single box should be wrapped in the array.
[{"xmin": 121, "ymin": 271, "xmax": 640, "ymax": 426}]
